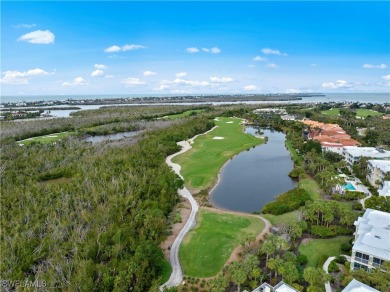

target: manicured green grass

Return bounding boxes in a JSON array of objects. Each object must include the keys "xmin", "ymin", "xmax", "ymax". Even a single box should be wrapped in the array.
[
  {"xmin": 262, "ymin": 210, "xmax": 301, "ymax": 226},
  {"xmin": 180, "ymin": 209, "xmax": 265, "ymax": 277},
  {"xmin": 173, "ymin": 117, "xmax": 263, "ymax": 190},
  {"xmin": 160, "ymin": 259, "xmax": 172, "ymax": 284},
  {"xmin": 162, "ymin": 109, "xmax": 205, "ymax": 120},
  {"xmin": 285, "ymin": 140, "xmax": 303, "ymax": 165},
  {"xmin": 321, "ymin": 108, "xmax": 382, "ymax": 118},
  {"xmin": 355, "ymin": 109, "xmax": 383, "ymax": 118},
  {"xmin": 321, "ymin": 108, "xmax": 341, "ymax": 116},
  {"xmin": 17, "ymin": 132, "xmax": 75, "ymax": 146},
  {"xmin": 298, "ymin": 236, "xmax": 350, "ymax": 267},
  {"xmin": 299, "ymin": 178, "xmax": 322, "ymax": 201}
]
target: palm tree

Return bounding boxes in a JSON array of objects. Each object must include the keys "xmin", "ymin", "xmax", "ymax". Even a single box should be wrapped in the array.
[{"xmin": 228, "ymin": 261, "xmax": 247, "ymax": 292}]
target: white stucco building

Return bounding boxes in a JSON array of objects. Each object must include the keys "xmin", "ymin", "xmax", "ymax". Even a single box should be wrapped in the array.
[
  {"xmin": 367, "ymin": 160, "xmax": 390, "ymax": 187},
  {"xmin": 351, "ymin": 209, "xmax": 390, "ymax": 271},
  {"xmin": 342, "ymin": 146, "xmax": 390, "ymax": 169},
  {"xmin": 342, "ymin": 279, "xmax": 379, "ymax": 292}
]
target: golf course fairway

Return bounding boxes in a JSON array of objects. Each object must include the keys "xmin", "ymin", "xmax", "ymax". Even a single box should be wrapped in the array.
[
  {"xmin": 179, "ymin": 208, "xmax": 264, "ymax": 277},
  {"xmin": 172, "ymin": 117, "xmax": 263, "ymax": 191}
]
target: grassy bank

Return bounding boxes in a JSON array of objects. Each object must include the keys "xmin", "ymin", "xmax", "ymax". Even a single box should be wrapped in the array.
[
  {"xmin": 172, "ymin": 117, "xmax": 263, "ymax": 190},
  {"xmin": 17, "ymin": 131, "xmax": 75, "ymax": 146},
  {"xmin": 285, "ymin": 140, "xmax": 303, "ymax": 165},
  {"xmin": 298, "ymin": 236, "xmax": 350, "ymax": 267},
  {"xmin": 179, "ymin": 209, "xmax": 265, "ymax": 277}
]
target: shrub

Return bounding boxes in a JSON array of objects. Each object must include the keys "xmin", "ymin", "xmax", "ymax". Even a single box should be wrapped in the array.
[
  {"xmin": 297, "ymin": 254, "xmax": 308, "ymax": 266},
  {"xmin": 328, "ymin": 260, "xmax": 340, "ymax": 273},
  {"xmin": 262, "ymin": 187, "xmax": 311, "ymax": 215},
  {"xmin": 317, "ymin": 255, "xmax": 328, "ymax": 268},
  {"xmin": 289, "ymin": 166, "xmax": 305, "ymax": 178},
  {"xmin": 340, "ymin": 242, "xmax": 352, "ymax": 254},
  {"xmin": 352, "ymin": 202, "xmax": 363, "ymax": 211},
  {"xmin": 333, "ymin": 191, "xmax": 365, "ymax": 201},
  {"xmin": 310, "ymin": 225, "xmax": 353, "ymax": 238},
  {"xmin": 335, "ymin": 255, "xmax": 347, "ymax": 264}
]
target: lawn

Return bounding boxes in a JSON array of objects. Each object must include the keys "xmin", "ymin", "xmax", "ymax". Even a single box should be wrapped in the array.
[
  {"xmin": 262, "ymin": 210, "xmax": 302, "ymax": 226},
  {"xmin": 172, "ymin": 117, "xmax": 263, "ymax": 190},
  {"xmin": 179, "ymin": 209, "xmax": 265, "ymax": 277},
  {"xmin": 17, "ymin": 132, "xmax": 75, "ymax": 146},
  {"xmin": 321, "ymin": 108, "xmax": 382, "ymax": 118},
  {"xmin": 321, "ymin": 108, "xmax": 340, "ymax": 116},
  {"xmin": 162, "ymin": 109, "xmax": 205, "ymax": 120},
  {"xmin": 298, "ymin": 236, "xmax": 351, "ymax": 267},
  {"xmin": 355, "ymin": 109, "xmax": 383, "ymax": 118},
  {"xmin": 285, "ymin": 140, "xmax": 303, "ymax": 165},
  {"xmin": 299, "ymin": 178, "xmax": 322, "ymax": 201},
  {"xmin": 160, "ymin": 259, "xmax": 172, "ymax": 284}
]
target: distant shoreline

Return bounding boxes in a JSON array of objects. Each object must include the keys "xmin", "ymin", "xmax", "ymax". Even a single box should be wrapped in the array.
[{"xmin": 0, "ymin": 93, "xmax": 319, "ymax": 107}]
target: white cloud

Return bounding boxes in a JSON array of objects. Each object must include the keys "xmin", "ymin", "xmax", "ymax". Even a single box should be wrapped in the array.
[
  {"xmin": 13, "ymin": 23, "xmax": 36, "ymax": 29},
  {"xmin": 143, "ymin": 71, "xmax": 157, "ymax": 76},
  {"xmin": 91, "ymin": 70, "xmax": 104, "ymax": 77},
  {"xmin": 121, "ymin": 77, "xmax": 146, "ymax": 87},
  {"xmin": 382, "ymin": 75, "xmax": 390, "ymax": 81},
  {"xmin": 363, "ymin": 64, "xmax": 387, "ymax": 69},
  {"xmin": 153, "ymin": 84, "xmax": 170, "ymax": 91},
  {"xmin": 18, "ymin": 30, "xmax": 55, "ymax": 44},
  {"xmin": 321, "ymin": 80, "xmax": 352, "ymax": 89},
  {"xmin": 248, "ymin": 64, "xmax": 256, "ymax": 68},
  {"xmin": 173, "ymin": 78, "xmax": 209, "ymax": 87},
  {"xmin": 266, "ymin": 63, "xmax": 279, "ymax": 68},
  {"xmin": 261, "ymin": 48, "xmax": 287, "ymax": 56},
  {"xmin": 94, "ymin": 64, "xmax": 107, "ymax": 69},
  {"xmin": 175, "ymin": 72, "xmax": 187, "ymax": 78},
  {"xmin": 253, "ymin": 56, "xmax": 267, "ymax": 62},
  {"xmin": 104, "ymin": 45, "xmax": 121, "ymax": 53},
  {"xmin": 62, "ymin": 77, "xmax": 87, "ymax": 87},
  {"xmin": 160, "ymin": 80, "xmax": 173, "ymax": 85},
  {"xmin": 210, "ymin": 47, "xmax": 221, "ymax": 54},
  {"xmin": 122, "ymin": 44, "xmax": 146, "ymax": 51},
  {"xmin": 311, "ymin": 64, "xmax": 318, "ymax": 67},
  {"xmin": 105, "ymin": 75, "xmax": 114, "ymax": 78},
  {"xmin": 201, "ymin": 47, "xmax": 221, "ymax": 54},
  {"xmin": 243, "ymin": 85, "xmax": 257, "ymax": 91},
  {"xmin": 210, "ymin": 76, "xmax": 234, "ymax": 83},
  {"xmin": 186, "ymin": 47, "xmax": 200, "ymax": 53},
  {"xmin": 105, "ymin": 44, "xmax": 145, "ymax": 53},
  {"xmin": 1, "ymin": 68, "xmax": 49, "ymax": 84}
]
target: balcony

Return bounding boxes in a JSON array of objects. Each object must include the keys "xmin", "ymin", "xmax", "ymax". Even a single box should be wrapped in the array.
[{"xmin": 355, "ymin": 257, "xmax": 369, "ymax": 264}]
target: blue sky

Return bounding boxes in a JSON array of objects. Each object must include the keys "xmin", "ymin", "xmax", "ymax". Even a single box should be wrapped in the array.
[{"xmin": 1, "ymin": 1, "xmax": 390, "ymax": 96}]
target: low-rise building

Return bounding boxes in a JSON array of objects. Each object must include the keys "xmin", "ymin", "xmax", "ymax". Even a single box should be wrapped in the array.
[
  {"xmin": 351, "ymin": 209, "xmax": 390, "ymax": 271},
  {"xmin": 378, "ymin": 181, "xmax": 390, "ymax": 197},
  {"xmin": 342, "ymin": 279, "xmax": 379, "ymax": 292},
  {"xmin": 367, "ymin": 160, "xmax": 390, "ymax": 187},
  {"xmin": 251, "ymin": 281, "xmax": 299, "ymax": 292},
  {"xmin": 342, "ymin": 146, "xmax": 390, "ymax": 169}
]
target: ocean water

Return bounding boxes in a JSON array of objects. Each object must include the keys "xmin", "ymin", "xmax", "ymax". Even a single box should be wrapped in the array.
[{"xmin": 1, "ymin": 92, "xmax": 389, "ymax": 104}]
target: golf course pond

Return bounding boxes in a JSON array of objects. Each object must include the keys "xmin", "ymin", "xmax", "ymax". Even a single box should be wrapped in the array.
[{"xmin": 210, "ymin": 127, "xmax": 297, "ymax": 213}]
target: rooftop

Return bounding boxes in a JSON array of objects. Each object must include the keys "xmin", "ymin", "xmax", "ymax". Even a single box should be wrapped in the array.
[
  {"xmin": 379, "ymin": 181, "xmax": 390, "ymax": 197},
  {"xmin": 342, "ymin": 279, "xmax": 379, "ymax": 292},
  {"xmin": 343, "ymin": 146, "xmax": 390, "ymax": 159},
  {"xmin": 368, "ymin": 159, "xmax": 390, "ymax": 173},
  {"xmin": 252, "ymin": 281, "xmax": 299, "ymax": 292},
  {"xmin": 353, "ymin": 209, "xmax": 390, "ymax": 260}
]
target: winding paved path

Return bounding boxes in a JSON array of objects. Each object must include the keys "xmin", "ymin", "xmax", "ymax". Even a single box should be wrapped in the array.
[
  {"xmin": 160, "ymin": 127, "xmax": 217, "ymax": 290},
  {"xmin": 323, "ymin": 255, "xmax": 351, "ymax": 292}
]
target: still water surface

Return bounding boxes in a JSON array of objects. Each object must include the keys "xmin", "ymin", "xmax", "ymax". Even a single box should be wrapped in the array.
[
  {"xmin": 83, "ymin": 131, "xmax": 139, "ymax": 143},
  {"xmin": 210, "ymin": 127, "xmax": 297, "ymax": 213}
]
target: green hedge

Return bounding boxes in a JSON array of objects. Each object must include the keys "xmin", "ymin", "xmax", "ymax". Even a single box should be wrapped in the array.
[
  {"xmin": 262, "ymin": 187, "xmax": 311, "ymax": 215},
  {"xmin": 310, "ymin": 225, "xmax": 353, "ymax": 238},
  {"xmin": 333, "ymin": 191, "xmax": 365, "ymax": 201}
]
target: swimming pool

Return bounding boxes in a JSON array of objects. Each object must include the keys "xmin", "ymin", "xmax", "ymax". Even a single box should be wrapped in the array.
[{"xmin": 342, "ymin": 182, "xmax": 356, "ymax": 191}]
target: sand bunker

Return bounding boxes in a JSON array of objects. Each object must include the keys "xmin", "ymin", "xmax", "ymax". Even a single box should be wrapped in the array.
[
  {"xmin": 213, "ymin": 136, "xmax": 225, "ymax": 140},
  {"xmin": 46, "ymin": 135, "xmax": 58, "ymax": 138},
  {"xmin": 214, "ymin": 118, "xmax": 220, "ymax": 121},
  {"xmin": 226, "ymin": 121, "xmax": 233, "ymax": 124}
]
